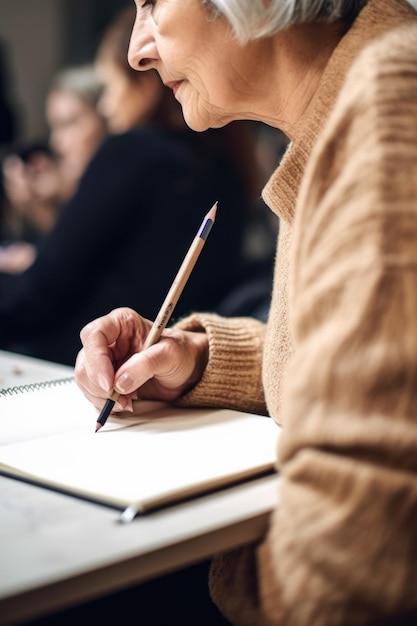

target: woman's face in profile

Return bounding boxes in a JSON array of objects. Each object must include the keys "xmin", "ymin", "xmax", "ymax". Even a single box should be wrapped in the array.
[
  {"xmin": 129, "ymin": 0, "xmax": 265, "ymax": 132},
  {"xmin": 46, "ymin": 89, "xmax": 105, "ymax": 175}
]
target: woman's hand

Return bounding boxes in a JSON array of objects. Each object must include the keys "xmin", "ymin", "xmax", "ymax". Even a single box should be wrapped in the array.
[
  {"xmin": 75, "ymin": 307, "xmax": 209, "ymax": 413},
  {"xmin": 2, "ymin": 155, "xmax": 34, "ymax": 213},
  {"xmin": 2, "ymin": 153, "xmax": 61, "ymax": 232},
  {"xmin": 0, "ymin": 242, "xmax": 36, "ymax": 273}
]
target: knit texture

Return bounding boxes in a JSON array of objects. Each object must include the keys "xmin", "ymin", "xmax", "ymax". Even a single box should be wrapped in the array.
[{"xmin": 176, "ymin": 0, "xmax": 417, "ymax": 624}]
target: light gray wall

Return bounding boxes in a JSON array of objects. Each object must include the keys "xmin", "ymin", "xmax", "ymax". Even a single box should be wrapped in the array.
[
  {"xmin": 0, "ymin": 0, "xmax": 129, "ymax": 144},
  {"xmin": 0, "ymin": 0, "xmax": 65, "ymax": 142}
]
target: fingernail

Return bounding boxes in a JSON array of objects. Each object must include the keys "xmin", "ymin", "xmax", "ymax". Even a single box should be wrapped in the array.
[{"xmin": 115, "ymin": 373, "xmax": 134, "ymax": 393}]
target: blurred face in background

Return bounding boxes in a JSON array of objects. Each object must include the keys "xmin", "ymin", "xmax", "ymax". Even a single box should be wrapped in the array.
[
  {"xmin": 96, "ymin": 61, "xmax": 164, "ymax": 133},
  {"xmin": 46, "ymin": 89, "xmax": 106, "ymax": 182}
]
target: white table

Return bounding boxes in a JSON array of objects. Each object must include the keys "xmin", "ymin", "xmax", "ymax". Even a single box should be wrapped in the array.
[
  {"xmin": 0, "ymin": 351, "xmax": 279, "ymax": 624},
  {"xmin": 0, "ymin": 349, "xmax": 73, "ymax": 389}
]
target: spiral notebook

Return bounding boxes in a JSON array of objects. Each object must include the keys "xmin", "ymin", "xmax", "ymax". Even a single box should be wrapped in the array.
[{"xmin": 0, "ymin": 377, "xmax": 279, "ymax": 515}]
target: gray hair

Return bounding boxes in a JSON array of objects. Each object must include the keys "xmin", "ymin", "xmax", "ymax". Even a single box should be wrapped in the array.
[
  {"xmin": 204, "ymin": 0, "xmax": 368, "ymax": 43},
  {"xmin": 49, "ymin": 64, "xmax": 102, "ymax": 107}
]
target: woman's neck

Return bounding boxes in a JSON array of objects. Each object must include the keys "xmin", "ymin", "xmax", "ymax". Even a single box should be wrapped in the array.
[{"xmin": 253, "ymin": 20, "xmax": 349, "ymax": 139}]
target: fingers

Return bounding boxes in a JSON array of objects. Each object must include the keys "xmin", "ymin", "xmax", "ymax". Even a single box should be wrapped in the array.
[
  {"xmin": 0, "ymin": 243, "xmax": 36, "ymax": 273},
  {"xmin": 75, "ymin": 307, "xmax": 153, "ymax": 410},
  {"xmin": 75, "ymin": 347, "xmax": 137, "ymax": 412},
  {"xmin": 79, "ymin": 318, "xmax": 118, "ymax": 394},
  {"xmin": 113, "ymin": 347, "xmax": 160, "ymax": 395},
  {"xmin": 113, "ymin": 329, "xmax": 207, "ymax": 401},
  {"xmin": 2, "ymin": 155, "xmax": 24, "ymax": 177},
  {"xmin": 74, "ymin": 349, "xmax": 112, "ymax": 410},
  {"xmin": 74, "ymin": 307, "xmax": 206, "ymax": 413}
]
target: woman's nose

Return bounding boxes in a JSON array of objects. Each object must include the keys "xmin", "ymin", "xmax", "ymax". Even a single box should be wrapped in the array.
[{"xmin": 128, "ymin": 14, "xmax": 159, "ymax": 71}]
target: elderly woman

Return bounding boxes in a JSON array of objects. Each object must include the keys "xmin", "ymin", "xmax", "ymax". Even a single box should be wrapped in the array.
[
  {"xmin": 0, "ymin": 6, "xmax": 262, "ymax": 367},
  {"xmin": 75, "ymin": 1, "xmax": 417, "ymax": 625}
]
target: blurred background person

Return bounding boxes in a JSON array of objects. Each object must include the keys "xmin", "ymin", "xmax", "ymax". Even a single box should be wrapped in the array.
[
  {"xmin": 0, "ymin": 6, "xmax": 266, "ymax": 366},
  {"xmin": 0, "ymin": 64, "xmax": 107, "ymax": 272}
]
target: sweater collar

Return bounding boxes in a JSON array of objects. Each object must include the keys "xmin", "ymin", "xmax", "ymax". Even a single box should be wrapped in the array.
[{"xmin": 262, "ymin": 0, "xmax": 414, "ymax": 224}]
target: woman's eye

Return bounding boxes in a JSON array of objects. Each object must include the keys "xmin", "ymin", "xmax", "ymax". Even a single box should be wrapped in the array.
[{"xmin": 139, "ymin": 0, "xmax": 161, "ymax": 23}]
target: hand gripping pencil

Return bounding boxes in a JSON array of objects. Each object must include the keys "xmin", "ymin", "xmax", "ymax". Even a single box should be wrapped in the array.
[{"xmin": 95, "ymin": 201, "xmax": 217, "ymax": 433}]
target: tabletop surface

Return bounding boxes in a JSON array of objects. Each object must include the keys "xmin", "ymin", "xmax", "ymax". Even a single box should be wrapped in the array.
[
  {"xmin": 0, "ymin": 351, "xmax": 279, "ymax": 624},
  {"xmin": 0, "ymin": 349, "xmax": 74, "ymax": 389}
]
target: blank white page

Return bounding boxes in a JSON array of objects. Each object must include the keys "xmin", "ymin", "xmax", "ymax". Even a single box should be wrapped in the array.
[{"xmin": 0, "ymin": 402, "xmax": 279, "ymax": 512}]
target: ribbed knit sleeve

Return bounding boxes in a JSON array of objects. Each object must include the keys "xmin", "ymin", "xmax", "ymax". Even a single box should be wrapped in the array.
[
  {"xmin": 209, "ymin": 4, "xmax": 417, "ymax": 626},
  {"xmin": 174, "ymin": 313, "xmax": 268, "ymax": 416}
]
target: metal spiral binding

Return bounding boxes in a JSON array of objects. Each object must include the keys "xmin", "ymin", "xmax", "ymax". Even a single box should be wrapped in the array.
[{"xmin": 0, "ymin": 376, "xmax": 74, "ymax": 397}]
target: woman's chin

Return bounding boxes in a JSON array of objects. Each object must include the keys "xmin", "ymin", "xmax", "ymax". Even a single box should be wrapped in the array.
[
  {"xmin": 182, "ymin": 111, "xmax": 230, "ymax": 132},
  {"xmin": 182, "ymin": 112, "xmax": 211, "ymax": 132}
]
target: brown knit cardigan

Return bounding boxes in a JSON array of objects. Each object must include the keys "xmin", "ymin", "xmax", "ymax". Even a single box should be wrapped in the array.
[{"xmin": 175, "ymin": 0, "xmax": 417, "ymax": 624}]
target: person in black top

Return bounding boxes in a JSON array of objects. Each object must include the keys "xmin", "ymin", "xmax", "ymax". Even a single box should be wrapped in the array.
[
  {"xmin": 0, "ymin": 7, "xmax": 263, "ymax": 366},
  {"xmin": 0, "ymin": 64, "xmax": 106, "ymax": 269}
]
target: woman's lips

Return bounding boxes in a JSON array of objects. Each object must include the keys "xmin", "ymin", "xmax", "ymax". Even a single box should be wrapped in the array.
[{"xmin": 165, "ymin": 80, "xmax": 183, "ymax": 95}]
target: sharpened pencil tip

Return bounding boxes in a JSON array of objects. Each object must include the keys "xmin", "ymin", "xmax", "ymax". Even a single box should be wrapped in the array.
[
  {"xmin": 198, "ymin": 202, "xmax": 217, "ymax": 241},
  {"xmin": 207, "ymin": 201, "xmax": 217, "ymax": 222},
  {"xmin": 95, "ymin": 423, "xmax": 102, "ymax": 433}
]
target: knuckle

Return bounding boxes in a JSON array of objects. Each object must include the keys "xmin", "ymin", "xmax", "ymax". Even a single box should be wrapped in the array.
[{"xmin": 80, "ymin": 319, "xmax": 98, "ymax": 340}]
